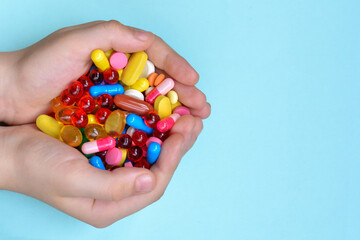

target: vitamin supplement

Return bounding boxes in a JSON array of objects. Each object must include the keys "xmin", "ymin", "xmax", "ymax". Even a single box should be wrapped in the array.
[
  {"xmin": 87, "ymin": 114, "xmax": 98, "ymax": 124},
  {"xmin": 153, "ymin": 128, "xmax": 169, "ymax": 142},
  {"xmin": 71, "ymin": 109, "xmax": 88, "ymax": 128},
  {"xmin": 97, "ymin": 94, "xmax": 113, "ymax": 109},
  {"xmin": 124, "ymin": 161, "xmax": 134, "ymax": 167},
  {"xmin": 127, "ymin": 146, "xmax": 143, "ymax": 162},
  {"xmin": 126, "ymin": 113, "xmax": 154, "ymax": 134},
  {"xmin": 103, "ymin": 68, "xmax": 119, "ymax": 85},
  {"xmin": 89, "ymin": 84, "xmax": 124, "ymax": 97},
  {"xmin": 78, "ymin": 75, "xmax": 94, "ymax": 92},
  {"xmin": 77, "ymin": 95, "xmax": 96, "ymax": 113},
  {"xmin": 146, "ymin": 137, "xmax": 163, "ymax": 147},
  {"xmin": 147, "ymin": 142, "xmax": 161, "ymax": 164},
  {"xmin": 82, "ymin": 136, "xmax": 116, "ymax": 154},
  {"xmin": 128, "ymin": 78, "xmax": 149, "ymax": 92},
  {"xmin": 104, "ymin": 110, "xmax": 126, "ymax": 137},
  {"xmin": 139, "ymin": 60, "xmax": 155, "ymax": 79},
  {"xmin": 50, "ymin": 96, "xmax": 65, "ymax": 113},
  {"xmin": 126, "ymin": 126, "xmax": 136, "ymax": 137},
  {"xmin": 166, "ymin": 90, "xmax": 178, "ymax": 104},
  {"xmin": 147, "ymin": 73, "xmax": 158, "ymax": 87},
  {"xmin": 157, "ymin": 113, "xmax": 180, "ymax": 132},
  {"xmin": 36, "ymin": 115, "xmax": 64, "ymax": 139},
  {"xmin": 134, "ymin": 158, "xmax": 150, "ymax": 169},
  {"xmin": 68, "ymin": 81, "xmax": 84, "ymax": 98},
  {"xmin": 122, "ymin": 51, "xmax": 148, "ymax": 86},
  {"xmin": 109, "ymin": 52, "xmax": 128, "ymax": 70},
  {"xmin": 95, "ymin": 108, "xmax": 111, "ymax": 124},
  {"xmin": 55, "ymin": 106, "xmax": 77, "ymax": 125},
  {"xmin": 105, "ymin": 148, "xmax": 123, "ymax": 166},
  {"xmin": 145, "ymin": 78, "xmax": 175, "ymax": 104},
  {"xmin": 119, "ymin": 148, "xmax": 127, "ymax": 166},
  {"xmin": 60, "ymin": 125, "xmax": 83, "ymax": 147},
  {"xmin": 61, "ymin": 89, "xmax": 76, "ymax": 105},
  {"xmin": 89, "ymin": 156, "xmax": 106, "ymax": 170},
  {"xmin": 114, "ymin": 94, "xmax": 153, "ymax": 115},
  {"xmin": 154, "ymin": 73, "xmax": 166, "ymax": 86},
  {"xmin": 145, "ymin": 86, "xmax": 154, "ymax": 96},
  {"xmin": 132, "ymin": 130, "xmax": 148, "ymax": 147},
  {"xmin": 173, "ymin": 106, "xmax": 191, "ymax": 116},
  {"xmin": 89, "ymin": 68, "xmax": 104, "ymax": 85},
  {"xmin": 85, "ymin": 124, "xmax": 108, "ymax": 140},
  {"xmin": 154, "ymin": 95, "xmax": 172, "ymax": 119},
  {"xmin": 91, "ymin": 49, "xmax": 110, "ymax": 71},
  {"xmin": 95, "ymin": 150, "xmax": 108, "ymax": 161},
  {"xmin": 118, "ymin": 134, "xmax": 132, "ymax": 149},
  {"xmin": 144, "ymin": 112, "xmax": 160, "ymax": 128},
  {"xmin": 124, "ymin": 89, "xmax": 144, "ymax": 101}
]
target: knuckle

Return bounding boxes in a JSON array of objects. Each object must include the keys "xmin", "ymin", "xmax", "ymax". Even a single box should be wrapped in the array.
[{"xmin": 104, "ymin": 20, "xmax": 123, "ymax": 32}]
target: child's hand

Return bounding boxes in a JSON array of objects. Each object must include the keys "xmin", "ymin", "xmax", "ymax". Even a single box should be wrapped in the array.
[
  {"xmin": 0, "ymin": 114, "xmax": 202, "ymax": 227},
  {"xmin": 0, "ymin": 20, "xmax": 210, "ymax": 125}
]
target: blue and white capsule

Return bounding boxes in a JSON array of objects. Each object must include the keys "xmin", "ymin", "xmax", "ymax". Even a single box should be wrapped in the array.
[{"xmin": 89, "ymin": 84, "xmax": 124, "ymax": 97}]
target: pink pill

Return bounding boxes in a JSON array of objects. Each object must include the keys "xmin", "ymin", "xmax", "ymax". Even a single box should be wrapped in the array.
[
  {"xmin": 146, "ymin": 137, "xmax": 163, "ymax": 147},
  {"xmin": 145, "ymin": 78, "xmax": 174, "ymax": 104},
  {"xmin": 124, "ymin": 161, "xmax": 134, "ymax": 167},
  {"xmin": 105, "ymin": 148, "xmax": 122, "ymax": 166},
  {"xmin": 81, "ymin": 137, "xmax": 116, "ymax": 154},
  {"xmin": 173, "ymin": 106, "xmax": 191, "ymax": 116},
  {"xmin": 157, "ymin": 113, "xmax": 180, "ymax": 132},
  {"xmin": 109, "ymin": 52, "xmax": 128, "ymax": 70}
]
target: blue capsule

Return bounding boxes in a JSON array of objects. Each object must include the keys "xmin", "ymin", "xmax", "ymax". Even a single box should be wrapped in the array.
[
  {"xmin": 126, "ymin": 113, "xmax": 154, "ymax": 134},
  {"xmin": 89, "ymin": 84, "xmax": 124, "ymax": 97},
  {"xmin": 89, "ymin": 156, "xmax": 106, "ymax": 170},
  {"xmin": 147, "ymin": 142, "xmax": 161, "ymax": 164}
]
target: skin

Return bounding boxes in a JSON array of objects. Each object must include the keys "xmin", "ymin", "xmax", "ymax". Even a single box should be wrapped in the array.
[{"xmin": 0, "ymin": 20, "xmax": 211, "ymax": 227}]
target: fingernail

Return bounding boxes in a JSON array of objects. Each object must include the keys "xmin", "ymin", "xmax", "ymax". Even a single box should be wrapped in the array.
[
  {"xmin": 135, "ymin": 174, "xmax": 154, "ymax": 192},
  {"xmin": 134, "ymin": 28, "xmax": 151, "ymax": 41}
]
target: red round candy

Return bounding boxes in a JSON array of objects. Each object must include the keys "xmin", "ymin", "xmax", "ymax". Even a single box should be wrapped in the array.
[
  {"xmin": 68, "ymin": 81, "xmax": 84, "ymax": 98},
  {"xmin": 128, "ymin": 146, "xmax": 143, "ymax": 162},
  {"xmin": 118, "ymin": 134, "xmax": 132, "ymax": 149},
  {"xmin": 134, "ymin": 158, "xmax": 150, "ymax": 169},
  {"xmin": 61, "ymin": 89, "xmax": 76, "ymax": 105},
  {"xmin": 95, "ymin": 150, "xmax": 108, "ymax": 161},
  {"xmin": 78, "ymin": 75, "xmax": 94, "ymax": 92},
  {"xmin": 95, "ymin": 108, "xmax": 111, "ymax": 124},
  {"xmin": 97, "ymin": 94, "xmax": 113, "ymax": 109},
  {"xmin": 89, "ymin": 68, "xmax": 103, "ymax": 85},
  {"xmin": 103, "ymin": 68, "xmax": 119, "ymax": 85},
  {"xmin": 153, "ymin": 128, "xmax": 169, "ymax": 142},
  {"xmin": 132, "ymin": 130, "xmax": 148, "ymax": 147},
  {"xmin": 144, "ymin": 112, "xmax": 160, "ymax": 128},
  {"xmin": 71, "ymin": 109, "xmax": 88, "ymax": 128},
  {"xmin": 78, "ymin": 95, "xmax": 95, "ymax": 113}
]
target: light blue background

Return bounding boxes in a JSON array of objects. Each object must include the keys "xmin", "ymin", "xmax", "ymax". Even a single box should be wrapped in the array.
[{"xmin": 1, "ymin": 0, "xmax": 359, "ymax": 239}]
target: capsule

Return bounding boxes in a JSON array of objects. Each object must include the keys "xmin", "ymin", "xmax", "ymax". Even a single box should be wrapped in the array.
[
  {"xmin": 121, "ymin": 51, "xmax": 148, "ymax": 86},
  {"xmin": 89, "ymin": 84, "xmax": 124, "ymax": 97},
  {"xmin": 50, "ymin": 96, "xmax": 65, "ymax": 113},
  {"xmin": 82, "ymin": 136, "xmax": 116, "ymax": 154},
  {"xmin": 114, "ymin": 94, "xmax": 153, "ymax": 115},
  {"xmin": 91, "ymin": 49, "xmax": 110, "ymax": 72},
  {"xmin": 126, "ymin": 113, "xmax": 154, "ymax": 134},
  {"xmin": 55, "ymin": 106, "xmax": 77, "ymax": 125},
  {"xmin": 104, "ymin": 110, "xmax": 126, "ymax": 137},
  {"xmin": 173, "ymin": 106, "xmax": 191, "ymax": 116},
  {"xmin": 146, "ymin": 137, "xmax": 163, "ymax": 147},
  {"xmin": 145, "ymin": 78, "xmax": 175, "ymax": 104},
  {"xmin": 156, "ymin": 113, "xmax": 180, "ymax": 132},
  {"xmin": 85, "ymin": 124, "xmax": 108, "ymax": 140},
  {"xmin": 128, "ymin": 78, "xmax": 149, "ymax": 92},
  {"xmin": 89, "ymin": 156, "xmax": 106, "ymax": 170},
  {"xmin": 60, "ymin": 125, "xmax": 83, "ymax": 147},
  {"xmin": 36, "ymin": 115, "xmax": 64, "ymax": 139},
  {"xmin": 147, "ymin": 142, "xmax": 161, "ymax": 164}
]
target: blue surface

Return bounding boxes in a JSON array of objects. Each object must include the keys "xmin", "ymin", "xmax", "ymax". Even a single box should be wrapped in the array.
[{"xmin": 1, "ymin": 0, "xmax": 360, "ymax": 239}]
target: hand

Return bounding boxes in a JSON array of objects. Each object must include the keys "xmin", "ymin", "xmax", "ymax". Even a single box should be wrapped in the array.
[{"xmin": 1, "ymin": 20, "xmax": 211, "ymax": 125}]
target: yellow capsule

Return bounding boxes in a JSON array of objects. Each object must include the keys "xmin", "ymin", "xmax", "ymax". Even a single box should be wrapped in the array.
[
  {"xmin": 121, "ymin": 51, "xmax": 148, "ymax": 86},
  {"xmin": 171, "ymin": 101, "xmax": 182, "ymax": 111},
  {"xmin": 85, "ymin": 124, "xmax": 107, "ymax": 140},
  {"xmin": 105, "ymin": 49, "xmax": 114, "ymax": 59},
  {"xmin": 105, "ymin": 110, "xmax": 126, "ymax": 137},
  {"xmin": 117, "ymin": 148, "xmax": 127, "ymax": 166},
  {"xmin": 167, "ymin": 90, "xmax": 178, "ymax": 104},
  {"xmin": 91, "ymin": 49, "xmax": 110, "ymax": 71},
  {"xmin": 117, "ymin": 69, "xmax": 124, "ymax": 81},
  {"xmin": 60, "ymin": 125, "xmax": 82, "ymax": 147},
  {"xmin": 129, "ymin": 78, "xmax": 149, "ymax": 92},
  {"xmin": 154, "ymin": 95, "xmax": 172, "ymax": 119},
  {"xmin": 36, "ymin": 115, "xmax": 64, "ymax": 139}
]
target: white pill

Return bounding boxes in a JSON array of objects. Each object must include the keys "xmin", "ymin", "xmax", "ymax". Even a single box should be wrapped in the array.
[
  {"xmin": 124, "ymin": 89, "xmax": 144, "ymax": 101},
  {"xmin": 145, "ymin": 86, "xmax": 154, "ymax": 96},
  {"xmin": 139, "ymin": 60, "xmax": 155, "ymax": 79}
]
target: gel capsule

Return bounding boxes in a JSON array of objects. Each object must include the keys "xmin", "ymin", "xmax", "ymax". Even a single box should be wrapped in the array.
[
  {"xmin": 153, "ymin": 128, "xmax": 169, "ymax": 142},
  {"xmin": 36, "ymin": 115, "xmax": 64, "ymax": 139},
  {"xmin": 91, "ymin": 49, "xmax": 110, "ymax": 72},
  {"xmin": 78, "ymin": 75, "xmax": 94, "ymax": 92},
  {"xmin": 60, "ymin": 125, "xmax": 83, "ymax": 147},
  {"xmin": 89, "ymin": 156, "xmax": 106, "ymax": 170},
  {"xmin": 157, "ymin": 113, "xmax": 180, "ymax": 132},
  {"xmin": 71, "ymin": 109, "xmax": 88, "ymax": 128},
  {"xmin": 103, "ymin": 68, "xmax": 119, "ymax": 85},
  {"xmin": 50, "ymin": 96, "xmax": 65, "ymax": 113},
  {"xmin": 85, "ymin": 124, "xmax": 107, "ymax": 140},
  {"xmin": 95, "ymin": 108, "xmax": 111, "ymax": 124},
  {"xmin": 128, "ymin": 146, "xmax": 143, "ymax": 162},
  {"xmin": 114, "ymin": 94, "xmax": 153, "ymax": 115},
  {"xmin": 145, "ymin": 78, "xmax": 175, "ymax": 104},
  {"xmin": 77, "ymin": 95, "xmax": 96, "ymax": 113},
  {"xmin": 89, "ymin": 68, "xmax": 104, "ymax": 85},
  {"xmin": 97, "ymin": 94, "xmax": 113, "ymax": 109},
  {"xmin": 132, "ymin": 130, "xmax": 148, "ymax": 147},
  {"xmin": 118, "ymin": 134, "xmax": 132, "ymax": 149},
  {"xmin": 61, "ymin": 89, "xmax": 76, "ymax": 105},
  {"xmin": 104, "ymin": 110, "xmax": 126, "ymax": 137},
  {"xmin": 89, "ymin": 84, "xmax": 124, "ymax": 97},
  {"xmin": 144, "ymin": 112, "xmax": 160, "ymax": 128},
  {"xmin": 82, "ymin": 136, "xmax": 116, "ymax": 154},
  {"xmin": 55, "ymin": 106, "xmax": 77, "ymax": 125},
  {"xmin": 147, "ymin": 142, "xmax": 161, "ymax": 164},
  {"xmin": 134, "ymin": 158, "xmax": 150, "ymax": 169},
  {"xmin": 126, "ymin": 113, "xmax": 154, "ymax": 134},
  {"xmin": 122, "ymin": 51, "xmax": 148, "ymax": 86},
  {"xmin": 68, "ymin": 81, "xmax": 84, "ymax": 98}
]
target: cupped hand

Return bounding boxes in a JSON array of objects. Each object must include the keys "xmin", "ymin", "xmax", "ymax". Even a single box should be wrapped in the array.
[{"xmin": 2, "ymin": 20, "xmax": 210, "ymax": 125}]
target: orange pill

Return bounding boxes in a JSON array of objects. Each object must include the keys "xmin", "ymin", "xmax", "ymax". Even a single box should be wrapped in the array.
[
  {"xmin": 154, "ymin": 73, "xmax": 166, "ymax": 87},
  {"xmin": 147, "ymin": 72, "xmax": 158, "ymax": 87}
]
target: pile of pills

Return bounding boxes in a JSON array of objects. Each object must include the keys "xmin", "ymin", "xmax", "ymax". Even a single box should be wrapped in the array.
[{"xmin": 36, "ymin": 49, "xmax": 190, "ymax": 170}]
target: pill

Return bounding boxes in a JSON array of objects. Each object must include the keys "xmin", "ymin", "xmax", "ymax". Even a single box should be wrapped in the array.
[
  {"xmin": 55, "ymin": 106, "xmax": 77, "ymax": 125},
  {"xmin": 145, "ymin": 86, "xmax": 154, "ymax": 96},
  {"xmin": 144, "ymin": 112, "xmax": 160, "ymax": 128},
  {"xmin": 147, "ymin": 142, "xmax": 161, "ymax": 164},
  {"xmin": 128, "ymin": 146, "xmax": 143, "ymax": 162},
  {"xmin": 77, "ymin": 95, "xmax": 96, "ymax": 113},
  {"xmin": 78, "ymin": 75, "xmax": 94, "ymax": 92},
  {"xmin": 154, "ymin": 73, "xmax": 166, "ymax": 86},
  {"xmin": 91, "ymin": 49, "xmax": 110, "ymax": 72},
  {"xmin": 124, "ymin": 160, "xmax": 134, "ymax": 167},
  {"xmin": 118, "ymin": 148, "xmax": 127, "ymax": 166},
  {"xmin": 89, "ymin": 68, "xmax": 104, "ymax": 85},
  {"xmin": 173, "ymin": 106, "xmax": 191, "ymax": 116},
  {"xmin": 60, "ymin": 125, "xmax": 83, "ymax": 147},
  {"xmin": 147, "ymin": 73, "xmax": 158, "ymax": 87},
  {"xmin": 104, "ymin": 110, "xmax": 126, "ymax": 137},
  {"xmin": 68, "ymin": 81, "xmax": 84, "ymax": 98},
  {"xmin": 126, "ymin": 126, "xmax": 136, "ymax": 137},
  {"xmin": 145, "ymin": 78, "xmax": 175, "ymax": 104},
  {"xmin": 82, "ymin": 136, "xmax": 116, "ymax": 154},
  {"xmin": 89, "ymin": 156, "xmax": 106, "ymax": 170},
  {"xmin": 154, "ymin": 95, "xmax": 172, "ymax": 119},
  {"xmin": 146, "ymin": 136, "xmax": 163, "ymax": 147},
  {"xmin": 129, "ymin": 78, "xmax": 149, "ymax": 92},
  {"xmin": 87, "ymin": 114, "xmax": 98, "ymax": 124},
  {"xmin": 50, "ymin": 96, "xmax": 65, "ymax": 113},
  {"xmin": 114, "ymin": 94, "xmax": 153, "ymax": 115},
  {"xmin": 126, "ymin": 113, "xmax": 154, "ymax": 134},
  {"xmin": 89, "ymin": 84, "xmax": 124, "ymax": 97},
  {"xmin": 103, "ymin": 68, "xmax": 119, "ymax": 85},
  {"xmin": 122, "ymin": 51, "xmax": 148, "ymax": 86},
  {"xmin": 105, "ymin": 148, "xmax": 123, "ymax": 166},
  {"xmin": 85, "ymin": 124, "xmax": 107, "ymax": 140},
  {"xmin": 109, "ymin": 52, "xmax": 128, "ymax": 70},
  {"xmin": 71, "ymin": 109, "xmax": 88, "ymax": 128},
  {"xmin": 117, "ymin": 69, "xmax": 124, "ymax": 80},
  {"xmin": 156, "ymin": 113, "xmax": 180, "ymax": 132},
  {"xmin": 171, "ymin": 101, "xmax": 182, "ymax": 110},
  {"xmin": 124, "ymin": 89, "xmax": 144, "ymax": 101},
  {"xmin": 139, "ymin": 60, "xmax": 155, "ymax": 79},
  {"xmin": 118, "ymin": 134, "xmax": 132, "ymax": 148},
  {"xmin": 166, "ymin": 90, "xmax": 178, "ymax": 104},
  {"xmin": 36, "ymin": 114, "xmax": 64, "ymax": 139},
  {"xmin": 132, "ymin": 130, "xmax": 148, "ymax": 147}
]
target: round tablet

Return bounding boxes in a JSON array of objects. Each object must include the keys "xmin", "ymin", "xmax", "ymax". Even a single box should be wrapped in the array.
[
  {"xmin": 109, "ymin": 52, "xmax": 128, "ymax": 70},
  {"xmin": 124, "ymin": 89, "xmax": 145, "ymax": 101}
]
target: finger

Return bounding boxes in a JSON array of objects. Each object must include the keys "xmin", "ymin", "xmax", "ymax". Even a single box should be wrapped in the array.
[
  {"xmin": 190, "ymin": 102, "xmax": 212, "ymax": 119},
  {"xmin": 57, "ymin": 160, "xmax": 156, "ymax": 201},
  {"xmin": 146, "ymin": 35, "xmax": 199, "ymax": 86},
  {"xmin": 173, "ymin": 81, "xmax": 208, "ymax": 109}
]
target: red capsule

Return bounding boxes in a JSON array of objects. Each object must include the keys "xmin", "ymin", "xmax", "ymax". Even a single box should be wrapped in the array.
[
  {"xmin": 153, "ymin": 128, "xmax": 169, "ymax": 142},
  {"xmin": 128, "ymin": 146, "xmax": 143, "ymax": 162},
  {"xmin": 97, "ymin": 94, "xmax": 113, "ymax": 109},
  {"xmin": 68, "ymin": 81, "xmax": 84, "ymax": 98},
  {"xmin": 61, "ymin": 89, "xmax": 76, "ymax": 105},
  {"xmin": 89, "ymin": 68, "xmax": 103, "ymax": 85},
  {"xmin": 103, "ymin": 68, "xmax": 119, "ymax": 85},
  {"xmin": 134, "ymin": 158, "xmax": 150, "ymax": 169},
  {"xmin": 95, "ymin": 108, "xmax": 111, "ymax": 124},
  {"xmin": 71, "ymin": 109, "xmax": 88, "ymax": 128},
  {"xmin": 118, "ymin": 134, "xmax": 132, "ymax": 149},
  {"xmin": 78, "ymin": 75, "xmax": 94, "ymax": 92},
  {"xmin": 77, "ymin": 95, "xmax": 96, "ymax": 113},
  {"xmin": 144, "ymin": 112, "xmax": 160, "ymax": 128},
  {"xmin": 132, "ymin": 130, "xmax": 148, "ymax": 147},
  {"xmin": 95, "ymin": 150, "xmax": 108, "ymax": 161}
]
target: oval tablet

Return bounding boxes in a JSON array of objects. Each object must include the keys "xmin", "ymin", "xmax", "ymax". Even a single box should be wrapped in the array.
[
  {"xmin": 124, "ymin": 89, "xmax": 144, "ymax": 101},
  {"xmin": 122, "ymin": 51, "xmax": 148, "ymax": 86},
  {"xmin": 114, "ymin": 94, "xmax": 153, "ymax": 115},
  {"xmin": 154, "ymin": 95, "xmax": 172, "ymax": 119}
]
